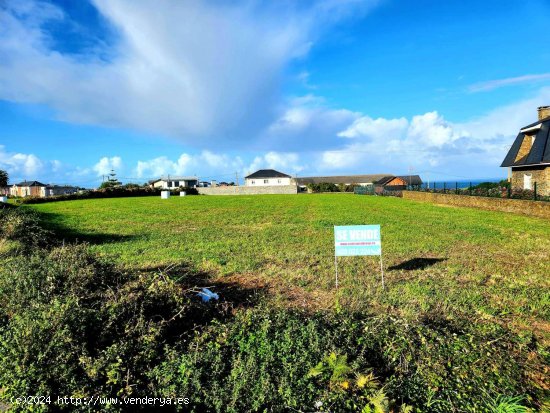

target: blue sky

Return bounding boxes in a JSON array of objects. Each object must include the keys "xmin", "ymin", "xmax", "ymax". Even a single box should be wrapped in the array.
[{"xmin": 1, "ymin": 0, "xmax": 550, "ymax": 186}]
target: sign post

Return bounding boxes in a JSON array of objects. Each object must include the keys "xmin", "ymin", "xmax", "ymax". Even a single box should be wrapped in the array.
[{"xmin": 334, "ymin": 225, "xmax": 384, "ymax": 289}]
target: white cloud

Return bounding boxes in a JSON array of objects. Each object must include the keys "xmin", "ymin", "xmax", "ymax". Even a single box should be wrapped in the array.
[
  {"xmin": 93, "ymin": 156, "xmax": 122, "ymax": 176},
  {"xmin": 261, "ymin": 94, "xmax": 359, "ymax": 150},
  {"xmin": 0, "ymin": 0, "xmax": 375, "ymax": 146},
  {"xmin": 469, "ymin": 73, "xmax": 550, "ymax": 92},
  {"xmin": 338, "ymin": 116, "xmax": 408, "ymax": 139},
  {"xmin": 317, "ymin": 88, "xmax": 550, "ymax": 179},
  {"xmin": 134, "ymin": 151, "xmax": 245, "ymax": 180},
  {"xmin": 0, "ymin": 145, "xmax": 47, "ymax": 180},
  {"xmin": 408, "ymin": 112, "xmax": 466, "ymax": 148},
  {"xmin": 247, "ymin": 152, "xmax": 305, "ymax": 176},
  {"xmin": 133, "ymin": 150, "xmax": 306, "ymax": 183}
]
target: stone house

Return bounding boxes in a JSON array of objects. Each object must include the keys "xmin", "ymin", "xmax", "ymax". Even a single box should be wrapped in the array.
[{"xmin": 501, "ymin": 106, "xmax": 550, "ymax": 195}]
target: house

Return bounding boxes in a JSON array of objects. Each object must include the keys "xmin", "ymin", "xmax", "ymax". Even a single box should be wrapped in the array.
[
  {"xmin": 149, "ymin": 176, "xmax": 199, "ymax": 189},
  {"xmin": 245, "ymin": 169, "xmax": 293, "ymax": 186},
  {"xmin": 10, "ymin": 181, "xmax": 46, "ymax": 197},
  {"xmin": 44, "ymin": 185, "xmax": 79, "ymax": 197},
  {"xmin": 375, "ymin": 175, "xmax": 423, "ymax": 191},
  {"xmin": 294, "ymin": 174, "xmax": 391, "ymax": 190},
  {"xmin": 10, "ymin": 181, "xmax": 79, "ymax": 197},
  {"xmin": 501, "ymin": 106, "xmax": 550, "ymax": 195}
]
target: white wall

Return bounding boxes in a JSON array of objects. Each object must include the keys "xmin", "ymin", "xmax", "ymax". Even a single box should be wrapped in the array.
[{"xmin": 245, "ymin": 177, "xmax": 292, "ymax": 186}]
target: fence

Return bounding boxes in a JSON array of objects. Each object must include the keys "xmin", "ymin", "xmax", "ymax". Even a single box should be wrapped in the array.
[{"xmin": 407, "ymin": 182, "xmax": 549, "ymax": 202}]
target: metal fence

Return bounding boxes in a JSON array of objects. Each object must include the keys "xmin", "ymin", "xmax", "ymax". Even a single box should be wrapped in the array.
[{"xmin": 408, "ymin": 182, "xmax": 549, "ymax": 202}]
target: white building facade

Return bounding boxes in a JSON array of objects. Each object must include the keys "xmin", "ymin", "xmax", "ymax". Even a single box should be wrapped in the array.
[
  {"xmin": 150, "ymin": 176, "xmax": 199, "ymax": 189},
  {"xmin": 244, "ymin": 170, "xmax": 293, "ymax": 186}
]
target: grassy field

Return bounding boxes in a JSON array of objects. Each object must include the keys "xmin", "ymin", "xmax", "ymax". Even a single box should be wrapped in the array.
[{"xmin": 27, "ymin": 193, "xmax": 550, "ymax": 345}]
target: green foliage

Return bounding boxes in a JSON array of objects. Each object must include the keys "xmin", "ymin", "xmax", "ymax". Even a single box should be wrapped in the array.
[
  {"xmin": 308, "ymin": 352, "xmax": 352, "ymax": 387},
  {"xmin": 153, "ymin": 309, "xmax": 537, "ymax": 412},
  {"xmin": 99, "ymin": 180, "xmax": 122, "ymax": 189},
  {"xmin": 17, "ymin": 185, "xmax": 198, "ymax": 204},
  {"xmin": 0, "ymin": 208, "xmax": 53, "ymax": 251},
  {"xmin": 307, "ymin": 182, "xmax": 340, "ymax": 192},
  {"xmin": 9, "ymin": 195, "xmax": 548, "ymax": 412},
  {"xmin": 0, "ymin": 169, "xmax": 8, "ymax": 187},
  {"xmin": 487, "ymin": 395, "xmax": 530, "ymax": 413},
  {"xmin": 473, "ymin": 181, "xmax": 501, "ymax": 190},
  {"xmin": 0, "ymin": 244, "xmax": 199, "ymax": 411},
  {"xmin": 337, "ymin": 183, "xmax": 359, "ymax": 192}
]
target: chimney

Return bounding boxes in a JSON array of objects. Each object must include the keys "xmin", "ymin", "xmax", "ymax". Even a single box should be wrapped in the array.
[{"xmin": 537, "ymin": 106, "xmax": 550, "ymax": 121}]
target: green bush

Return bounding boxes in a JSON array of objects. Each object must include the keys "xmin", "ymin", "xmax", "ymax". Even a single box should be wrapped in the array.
[
  {"xmin": 17, "ymin": 186, "xmax": 199, "ymax": 205},
  {"xmin": 307, "ymin": 182, "xmax": 340, "ymax": 193},
  {"xmin": 0, "ymin": 208, "xmax": 53, "ymax": 251},
  {"xmin": 153, "ymin": 309, "xmax": 537, "ymax": 412},
  {"xmin": 0, "ymin": 244, "xmax": 202, "ymax": 411}
]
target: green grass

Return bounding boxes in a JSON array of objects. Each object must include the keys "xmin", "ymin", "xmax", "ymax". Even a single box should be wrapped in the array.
[{"xmin": 26, "ymin": 194, "xmax": 550, "ymax": 344}]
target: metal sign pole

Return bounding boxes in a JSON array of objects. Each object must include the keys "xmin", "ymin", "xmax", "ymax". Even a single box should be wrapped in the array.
[
  {"xmin": 334, "ymin": 255, "xmax": 339, "ymax": 289},
  {"xmin": 380, "ymin": 253, "xmax": 385, "ymax": 290}
]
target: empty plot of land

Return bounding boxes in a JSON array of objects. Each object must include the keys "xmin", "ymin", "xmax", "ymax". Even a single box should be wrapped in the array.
[{"xmin": 27, "ymin": 194, "xmax": 550, "ymax": 344}]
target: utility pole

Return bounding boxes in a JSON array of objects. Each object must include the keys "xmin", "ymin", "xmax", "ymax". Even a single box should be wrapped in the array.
[{"xmin": 235, "ymin": 171, "xmax": 239, "ymax": 186}]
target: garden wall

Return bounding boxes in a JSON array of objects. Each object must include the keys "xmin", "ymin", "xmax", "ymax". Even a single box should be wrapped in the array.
[
  {"xmin": 402, "ymin": 191, "xmax": 550, "ymax": 219},
  {"xmin": 198, "ymin": 185, "xmax": 298, "ymax": 195}
]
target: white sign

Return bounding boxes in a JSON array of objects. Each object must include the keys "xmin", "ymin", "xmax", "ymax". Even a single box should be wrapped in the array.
[
  {"xmin": 334, "ymin": 225, "xmax": 381, "ymax": 256},
  {"xmin": 333, "ymin": 225, "xmax": 385, "ymax": 289}
]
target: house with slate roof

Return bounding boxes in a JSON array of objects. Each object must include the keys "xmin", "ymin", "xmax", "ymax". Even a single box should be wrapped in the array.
[
  {"xmin": 501, "ymin": 106, "xmax": 550, "ymax": 196},
  {"xmin": 10, "ymin": 181, "xmax": 79, "ymax": 198},
  {"xmin": 10, "ymin": 181, "xmax": 46, "ymax": 197},
  {"xmin": 245, "ymin": 169, "xmax": 293, "ymax": 186}
]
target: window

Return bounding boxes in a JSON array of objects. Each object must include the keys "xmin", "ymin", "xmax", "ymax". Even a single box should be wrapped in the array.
[
  {"xmin": 264, "ymin": 179, "xmax": 269, "ymax": 184},
  {"xmin": 277, "ymin": 179, "xmax": 282, "ymax": 184},
  {"xmin": 174, "ymin": 181, "xmax": 180, "ymax": 187},
  {"xmin": 523, "ymin": 174, "xmax": 532, "ymax": 190},
  {"xmin": 168, "ymin": 181, "xmax": 173, "ymax": 188},
  {"xmin": 251, "ymin": 180, "xmax": 255, "ymax": 185}
]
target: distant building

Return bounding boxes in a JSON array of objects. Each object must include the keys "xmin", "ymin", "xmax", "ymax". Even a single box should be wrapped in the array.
[
  {"xmin": 10, "ymin": 181, "xmax": 78, "ymax": 197},
  {"xmin": 375, "ymin": 175, "xmax": 423, "ymax": 191},
  {"xmin": 294, "ymin": 174, "xmax": 390, "ymax": 189},
  {"xmin": 149, "ymin": 176, "xmax": 199, "ymax": 189},
  {"xmin": 245, "ymin": 169, "xmax": 293, "ymax": 186},
  {"xmin": 11, "ymin": 181, "xmax": 46, "ymax": 197},
  {"xmin": 501, "ymin": 106, "xmax": 550, "ymax": 196},
  {"xmin": 45, "ymin": 185, "xmax": 79, "ymax": 197}
]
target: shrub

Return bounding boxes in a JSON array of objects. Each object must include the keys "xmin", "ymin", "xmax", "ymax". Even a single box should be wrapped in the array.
[
  {"xmin": 153, "ymin": 309, "xmax": 537, "ymax": 412},
  {"xmin": 0, "ymin": 244, "xmax": 208, "ymax": 411},
  {"xmin": 307, "ymin": 183, "xmax": 340, "ymax": 193},
  {"xmin": 0, "ymin": 208, "xmax": 53, "ymax": 251},
  {"xmin": 17, "ymin": 186, "xmax": 198, "ymax": 204}
]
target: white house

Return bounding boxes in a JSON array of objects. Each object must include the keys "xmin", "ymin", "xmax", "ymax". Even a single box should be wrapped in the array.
[
  {"xmin": 245, "ymin": 169, "xmax": 293, "ymax": 186},
  {"xmin": 149, "ymin": 176, "xmax": 199, "ymax": 189}
]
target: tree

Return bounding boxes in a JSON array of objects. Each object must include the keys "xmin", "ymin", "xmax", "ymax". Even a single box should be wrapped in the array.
[
  {"xmin": 99, "ymin": 169, "xmax": 121, "ymax": 189},
  {"xmin": 0, "ymin": 169, "xmax": 8, "ymax": 187},
  {"xmin": 99, "ymin": 181, "xmax": 121, "ymax": 189}
]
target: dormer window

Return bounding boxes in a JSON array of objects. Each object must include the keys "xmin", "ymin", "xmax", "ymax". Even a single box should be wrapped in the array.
[{"xmin": 514, "ymin": 133, "xmax": 536, "ymax": 163}]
